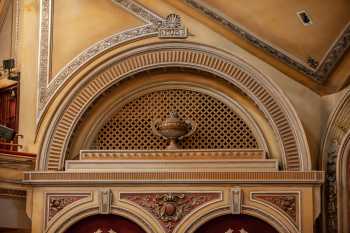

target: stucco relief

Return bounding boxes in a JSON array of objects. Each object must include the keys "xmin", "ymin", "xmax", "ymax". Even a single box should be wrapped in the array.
[
  {"xmin": 120, "ymin": 192, "xmax": 221, "ymax": 233},
  {"xmin": 46, "ymin": 193, "xmax": 90, "ymax": 225},
  {"xmin": 251, "ymin": 193, "xmax": 298, "ymax": 223}
]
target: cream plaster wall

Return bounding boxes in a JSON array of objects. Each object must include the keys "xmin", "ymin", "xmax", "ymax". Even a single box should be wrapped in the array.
[
  {"xmin": 51, "ymin": 0, "xmax": 143, "ymax": 77},
  {"xmin": 17, "ymin": 0, "xmax": 39, "ymax": 153}
]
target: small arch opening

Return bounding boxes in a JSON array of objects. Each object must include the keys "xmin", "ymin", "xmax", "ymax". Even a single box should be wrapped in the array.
[{"xmin": 194, "ymin": 214, "xmax": 279, "ymax": 233}]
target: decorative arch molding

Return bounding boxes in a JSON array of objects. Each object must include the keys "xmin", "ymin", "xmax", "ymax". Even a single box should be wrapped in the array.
[
  {"xmin": 337, "ymin": 130, "xmax": 350, "ymax": 233},
  {"xmin": 321, "ymin": 87, "xmax": 350, "ymax": 233},
  {"xmin": 182, "ymin": 205, "xmax": 294, "ymax": 233},
  {"xmin": 38, "ymin": 42, "xmax": 311, "ymax": 171}
]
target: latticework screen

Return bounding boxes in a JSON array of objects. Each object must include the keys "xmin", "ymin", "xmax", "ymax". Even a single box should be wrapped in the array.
[{"xmin": 91, "ymin": 89, "xmax": 259, "ymax": 150}]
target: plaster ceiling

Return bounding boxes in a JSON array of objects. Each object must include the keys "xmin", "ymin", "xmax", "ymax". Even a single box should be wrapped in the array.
[
  {"xmin": 200, "ymin": 0, "xmax": 350, "ymax": 64},
  {"xmin": 166, "ymin": 0, "xmax": 350, "ymax": 94}
]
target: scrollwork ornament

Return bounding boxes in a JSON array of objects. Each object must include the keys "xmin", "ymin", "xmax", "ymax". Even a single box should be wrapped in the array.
[
  {"xmin": 120, "ymin": 192, "xmax": 220, "ymax": 233},
  {"xmin": 325, "ymin": 139, "xmax": 340, "ymax": 233}
]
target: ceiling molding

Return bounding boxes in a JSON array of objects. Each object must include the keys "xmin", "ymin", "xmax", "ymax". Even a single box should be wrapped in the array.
[{"xmin": 184, "ymin": 0, "xmax": 350, "ymax": 84}]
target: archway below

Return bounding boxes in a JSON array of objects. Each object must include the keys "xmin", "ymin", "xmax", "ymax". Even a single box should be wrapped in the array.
[
  {"xmin": 63, "ymin": 214, "xmax": 146, "ymax": 233},
  {"xmin": 194, "ymin": 214, "xmax": 279, "ymax": 233}
]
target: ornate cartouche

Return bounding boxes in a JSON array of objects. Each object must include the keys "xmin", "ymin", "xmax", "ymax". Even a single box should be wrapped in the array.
[{"xmin": 152, "ymin": 112, "xmax": 196, "ymax": 149}]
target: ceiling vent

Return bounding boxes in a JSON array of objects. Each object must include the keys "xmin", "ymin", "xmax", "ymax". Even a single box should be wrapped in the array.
[{"xmin": 297, "ymin": 10, "xmax": 312, "ymax": 26}]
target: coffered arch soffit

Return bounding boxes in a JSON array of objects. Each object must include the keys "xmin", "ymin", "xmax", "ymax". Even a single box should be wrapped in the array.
[{"xmin": 38, "ymin": 42, "xmax": 311, "ymax": 171}]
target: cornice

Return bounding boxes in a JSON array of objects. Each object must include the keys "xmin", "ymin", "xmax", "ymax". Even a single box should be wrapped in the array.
[
  {"xmin": 23, "ymin": 171, "xmax": 324, "ymax": 185},
  {"xmin": 184, "ymin": 0, "xmax": 350, "ymax": 84}
]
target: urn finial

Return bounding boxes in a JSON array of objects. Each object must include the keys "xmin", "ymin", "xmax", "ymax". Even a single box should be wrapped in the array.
[{"xmin": 151, "ymin": 112, "xmax": 196, "ymax": 149}]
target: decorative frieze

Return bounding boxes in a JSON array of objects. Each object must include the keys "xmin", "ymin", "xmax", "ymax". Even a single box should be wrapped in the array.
[
  {"xmin": 80, "ymin": 149, "xmax": 266, "ymax": 160},
  {"xmin": 120, "ymin": 192, "xmax": 221, "ymax": 233},
  {"xmin": 251, "ymin": 192, "xmax": 299, "ymax": 227},
  {"xmin": 24, "ymin": 171, "xmax": 324, "ymax": 185},
  {"xmin": 46, "ymin": 193, "xmax": 90, "ymax": 222}
]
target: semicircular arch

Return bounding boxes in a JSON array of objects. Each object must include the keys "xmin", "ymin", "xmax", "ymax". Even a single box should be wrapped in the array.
[{"xmin": 38, "ymin": 42, "xmax": 311, "ymax": 171}]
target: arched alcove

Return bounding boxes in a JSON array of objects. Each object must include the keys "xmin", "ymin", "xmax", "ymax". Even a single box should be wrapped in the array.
[
  {"xmin": 66, "ymin": 70, "xmax": 275, "ymax": 162},
  {"xmin": 193, "ymin": 214, "xmax": 279, "ymax": 233},
  {"xmin": 63, "ymin": 214, "xmax": 146, "ymax": 233},
  {"xmin": 37, "ymin": 42, "xmax": 311, "ymax": 171}
]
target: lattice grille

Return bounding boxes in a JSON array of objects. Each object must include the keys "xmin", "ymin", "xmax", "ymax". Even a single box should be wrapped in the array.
[{"xmin": 91, "ymin": 89, "xmax": 259, "ymax": 150}]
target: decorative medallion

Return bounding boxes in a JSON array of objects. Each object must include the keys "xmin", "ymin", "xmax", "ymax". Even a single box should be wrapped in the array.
[
  {"xmin": 120, "ymin": 192, "xmax": 221, "ymax": 233},
  {"xmin": 46, "ymin": 194, "xmax": 89, "ymax": 222},
  {"xmin": 251, "ymin": 193, "xmax": 298, "ymax": 225}
]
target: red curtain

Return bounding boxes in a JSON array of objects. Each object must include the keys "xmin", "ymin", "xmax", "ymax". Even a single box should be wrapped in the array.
[
  {"xmin": 194, "ymin": 214, "xmax": 279, "ymax": 233},
  {"xmin": 0, "ymin": 84, "xmax": 18, "ymax": 150},
  {"xmin": 64, "ymin": 214, "xmax": 146, "ymax": 233}
]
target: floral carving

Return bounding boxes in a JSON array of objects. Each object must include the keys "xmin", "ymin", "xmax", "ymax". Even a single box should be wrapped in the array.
[
  {"xmin": 47, "ymin": 194, "xmax": 88, "ymax": 221},
  {"xmin": 252, "ymin": 193, "xmax": 298, "ymax": 223},
  {"xmin": 120, "ymin": 192, "xmax": 220, "ymax": 233}
]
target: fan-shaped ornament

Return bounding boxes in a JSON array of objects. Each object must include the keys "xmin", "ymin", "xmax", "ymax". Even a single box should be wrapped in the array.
[{"xmin": 158, "ymin": 13, "xmax": 188, "ymax": 38}]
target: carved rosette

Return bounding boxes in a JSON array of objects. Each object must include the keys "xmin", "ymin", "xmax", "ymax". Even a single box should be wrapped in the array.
[
  {"xmin": 252, "ymin": 193, "xmax": 298, "ymax": 225},
  {"xmin": 120, "ymin": 192, "xmax": 221, "ymax": 233},
  {"xmin": 47, "ymin": 194, "xmax": 89, "ymax": 222}
]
